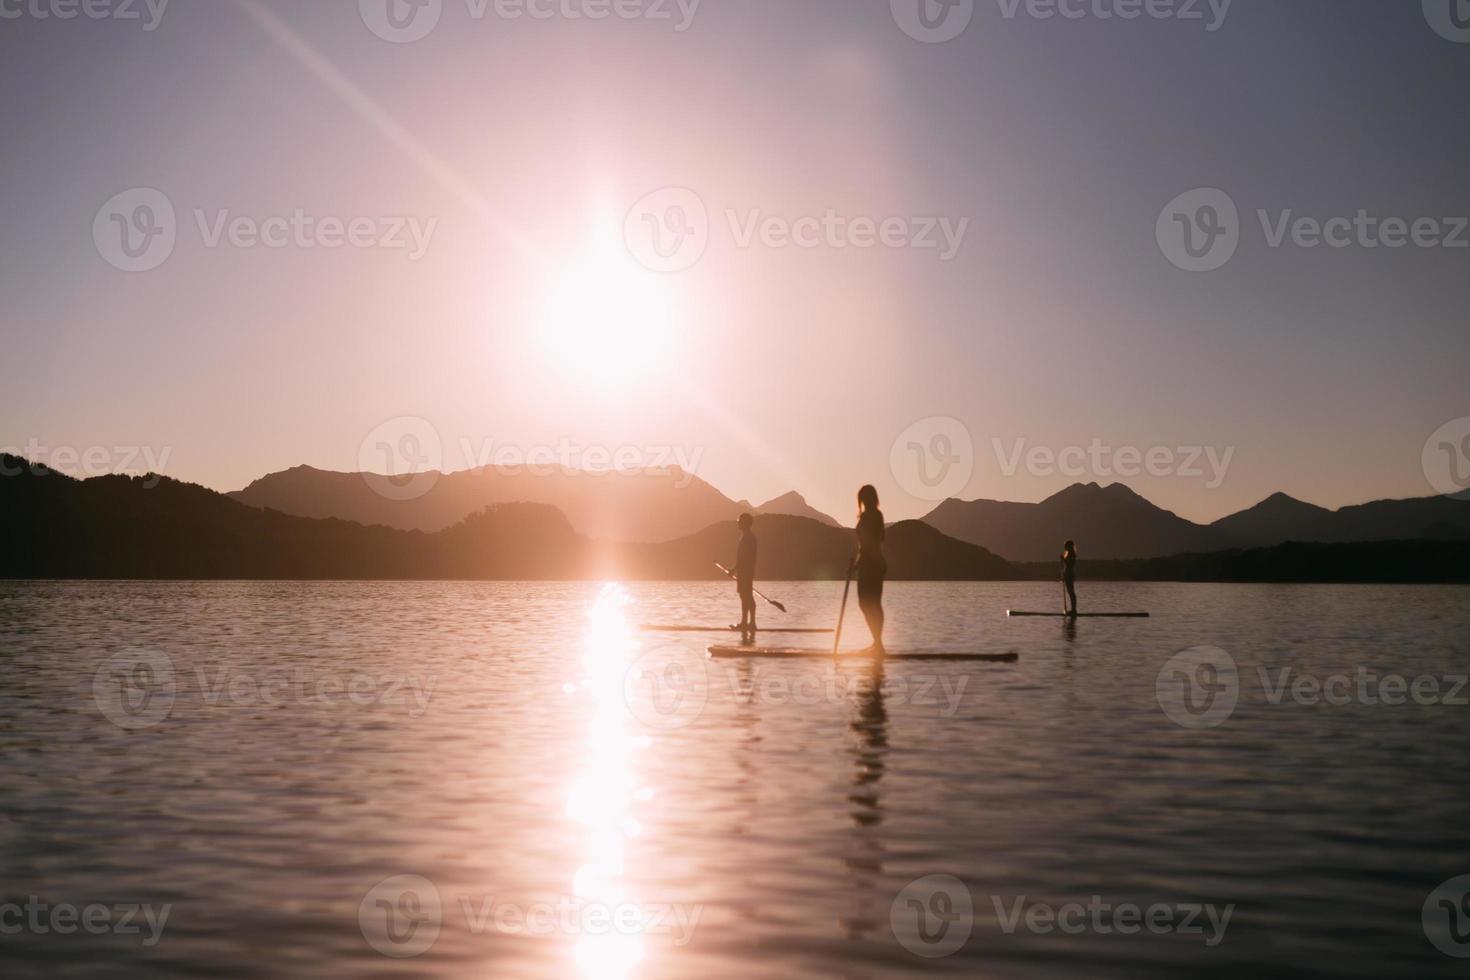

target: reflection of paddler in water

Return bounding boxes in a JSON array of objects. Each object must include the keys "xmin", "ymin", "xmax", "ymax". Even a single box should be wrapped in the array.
[
  {"xmin": 838, "ymin": 657, "xmax": 890, "ymax": 940},
  {"xmin": 852, "ymin": 485, "xmax": 888, "ymax": 654}
]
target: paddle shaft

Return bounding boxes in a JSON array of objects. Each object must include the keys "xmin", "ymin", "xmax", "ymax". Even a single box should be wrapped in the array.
[
  {"xmin": 714, "ymin": 562, "xmax": 787, "ymax": 613},
  {"xmin": 832, "ymin": 561, "xmax": 854, "ymax": 656}
]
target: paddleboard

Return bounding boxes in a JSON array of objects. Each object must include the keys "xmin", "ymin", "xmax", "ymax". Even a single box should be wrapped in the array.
[
  {"xmin": 708, "ymin": 646, "xmax": 1019, "ymax": 662},
  {"xmin": 1007, "ymin": 611, "xmax": 1150, "ymax": 618},
  {"xmin": 642, "ymin": 626, "xmax": 835, "ymax": 634}
]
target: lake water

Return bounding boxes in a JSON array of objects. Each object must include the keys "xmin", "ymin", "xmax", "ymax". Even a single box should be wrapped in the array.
[{"xmin": 1, "ymin": 580, "xmax": 1467, "ymax": 978}]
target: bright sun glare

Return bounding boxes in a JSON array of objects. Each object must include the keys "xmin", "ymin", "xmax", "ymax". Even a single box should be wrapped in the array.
[{"xmin": 537, "ymin": 238, "xmax": 677, "ymax": 389}]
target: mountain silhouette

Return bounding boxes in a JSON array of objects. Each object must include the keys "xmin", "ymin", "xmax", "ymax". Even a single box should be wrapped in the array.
[
  {"xmin": 8, "ymin": 457, "xmax": 1466, "ymax": 581},
  {"xmin": 755, "ymin": 491, "xmax": 842, "ymax": 528},
  {"xmin": 2, "ymin": 457, "xmax": 1010, "ymax": 581},
  {"xmin": 925, "ymin": 483, "xmax": 1470, "ymax": 562},
  {"xmin": 1207, "ymin": 492, "xmax": 1339, "ymax": 547},
  {"xmin": 229, "ymin": 463, "xmax": 750, "ymax": 543},
  {"xmin": 923, "ymin": 482, "xmax": 1224, "ymax": 561}
]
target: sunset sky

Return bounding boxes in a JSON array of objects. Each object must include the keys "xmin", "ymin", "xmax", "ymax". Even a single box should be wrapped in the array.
[{"xmin": 3, "ymin": 0, "xmax": 1468, "ymax": 524}]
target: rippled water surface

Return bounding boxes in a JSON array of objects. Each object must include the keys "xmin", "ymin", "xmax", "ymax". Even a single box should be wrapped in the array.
[{"xmin": 1, "ymin": 580, "xmax": 1468, "ymax": 978}]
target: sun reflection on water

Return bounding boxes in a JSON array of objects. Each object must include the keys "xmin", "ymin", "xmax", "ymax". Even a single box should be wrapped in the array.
[{"xmin": 566, "ymin": 584, "xmax": 650, "ymax": 980}]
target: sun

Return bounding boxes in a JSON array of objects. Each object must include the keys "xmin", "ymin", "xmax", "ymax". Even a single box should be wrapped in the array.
[{"xmin": 535, "ymin": 239, "xmax": 677, "ymax": 389}]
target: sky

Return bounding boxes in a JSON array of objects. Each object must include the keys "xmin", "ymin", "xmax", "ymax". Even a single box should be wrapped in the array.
[{"xmin": 2, "ymin": 0, "xmax": 1468, "ymax": 524}]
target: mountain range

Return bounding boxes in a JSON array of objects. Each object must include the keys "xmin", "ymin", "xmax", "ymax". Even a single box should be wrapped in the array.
[
  {"xmin": 228, "ymin": 465, "xmax": 841, "ymax": 541},
  {"xmin": 0, "ymin": 457, "xmax": 995, "ymax": 581},
  {"xmin": 5, "ymin": 453, "xmax": 1468, "ymax": 580},
  {"xmin": 924, "ymin": 482, "xmax": 1470, "ymax": 561}
]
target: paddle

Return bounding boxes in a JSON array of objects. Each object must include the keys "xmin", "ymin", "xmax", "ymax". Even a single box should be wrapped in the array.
[
  {"xmin": 832, "ymin": 557, "xmax": 854, "ymax": 657},
  {"xmin": 713, "ymin": 562, "xmax": 788, "ymax": 613}
]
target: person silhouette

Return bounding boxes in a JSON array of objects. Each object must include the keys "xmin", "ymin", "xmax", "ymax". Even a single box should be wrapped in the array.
[
  {"xmin": 733, "ymin": 513, "xmax": 758, "ymax": 638},
  {"xmin": 852, "ymin": 485, "xmax": 887, "ymax": 654},
  {"xmin": 1061, "ymin": 539, "xmax": 1079, "ymax": 617}
]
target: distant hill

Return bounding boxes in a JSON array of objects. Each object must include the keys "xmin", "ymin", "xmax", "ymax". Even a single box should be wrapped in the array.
[
  {"xmin": 1, "ymin": 456, "xmax": 1012, "ymax": 581},
  {"xmin": 754, "ymin": 491, "xmax": 842, "ymax": 528},
  {"xmin": 1207, "ymin": 492, "xmax": 1337, "ymax": 546},
  {"xmin": 229, "ymin": 463, "xmax": 752, "ymax": 543},
  {"xmin": 924, "ymin": 482, "xmax": 1224, "ymax": 562},
  {"xmin": 925, "ymin": 483, "xmax": 1470, "ymax": 562}
]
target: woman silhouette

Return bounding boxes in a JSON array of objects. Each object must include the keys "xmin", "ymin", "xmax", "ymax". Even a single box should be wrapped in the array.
[{"xmin": 854, "ymin": 485, "xmax": 888, "ymax": 653}]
